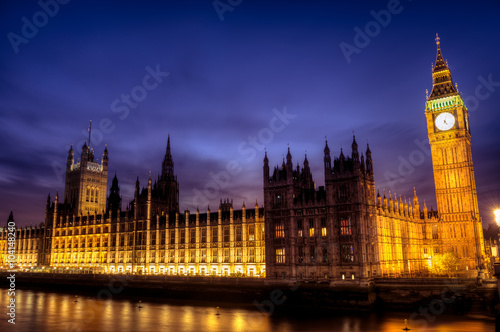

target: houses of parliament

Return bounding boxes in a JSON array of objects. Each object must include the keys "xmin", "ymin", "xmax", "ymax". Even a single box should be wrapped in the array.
[{"xmin": 0, "ymin": 36, "xmax": 487, "ymax": 282}]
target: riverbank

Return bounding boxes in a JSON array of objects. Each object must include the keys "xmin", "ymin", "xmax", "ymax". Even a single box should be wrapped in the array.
[{"xmin": 1, "ymin": 272, "xmax": 497, "ymax": 315}]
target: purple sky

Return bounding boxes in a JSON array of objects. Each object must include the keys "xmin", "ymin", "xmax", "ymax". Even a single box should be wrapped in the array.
[{"xmin": 1, "ymin": 0, "xmax": 499, "ymax": 228}]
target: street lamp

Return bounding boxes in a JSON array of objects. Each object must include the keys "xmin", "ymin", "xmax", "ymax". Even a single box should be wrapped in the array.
[
  {"xmin": 492, "ymin": 209, "xmax": 500, "ymax": 328},
  {"xmin": 495, "ymin": 209, "xmax": 500, "ymax": 259}
]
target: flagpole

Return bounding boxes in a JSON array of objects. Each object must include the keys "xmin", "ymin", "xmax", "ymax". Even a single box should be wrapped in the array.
[{"xmin": 88, "ymin": 120, "xmax": 92, "ymax": 150}]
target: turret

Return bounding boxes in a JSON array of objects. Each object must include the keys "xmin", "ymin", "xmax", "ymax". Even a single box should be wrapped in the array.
[
  {"xmin": 324, "ymin": 139, "xmax": 331, "ymax": 180},
  {"xmin": 366, "ymin": 143, "xmax": 373, "ymax": 175},
  {"xmin": 46, "ymin": 193, "xmax": 51, "ymax": 211},
  {"xmin": 107, "ymin": 173, "xmax": 122, "ymax": 216},
  {"xmin": 303, "ymin": 153, "xmax": 313, "ymax": 190},
  {"xmin": 388, "ymin": 191, "xmax": 393, "ymax": 213},
  {"xmin": 351, "ymin": 134, "xmax": 359, "ymax": 167},
  {"xmin": 67, "ymin": 144, "xmax": 74, "ymax": 171},
  {"xmin": 81, "ymin": 140, "xmax": 89, "ymax": 166},
  {"xmin": 206, "ymin": 205, "xmax": 211, "ymax": 225},
  {"xmin": 286, "ymin": 146, "xmax": 293, "ymax": 174},
  {"xmin": 413, "ymin": 187, "xmax": 420, "ymax": 214},
  {"xmin": 135, "ymin": 177, "xmax": 140, "ymax": 199},
  {"xmin": 382, "ymin": 190, "xmax": 387, "ymax": 210},
  {"xmin": 403, "ymin": 197, "xmax": 408, "ymax": 216},
  {"xmin": 399, "ymin": 196, "xmax": 403, "ymax": 216},
  {"xmin": 54, "ymin": 192, "xmax": 59, "ymax": 225},
  {"xmin": 162, "ymin": 134, "xmax": 174, "ymax": 179},
  {"xmin": 147, "ymin": 173, "xmax": 152, "ymax": 221},
  {"xmin": 102, "ymin": 144, "xmax": 108, "ymax": 171},
  {"xmin": 394, "ymin": 193, "xmax": 399, "ymax": 214},
  {"xmin": 7, "ymin": 211, "xmax": 14, "ymax": 225},
  {"xmin": 339, "ymin": 148, "xmax": 345, "ymax": 173},
  {"xmin": 134, "ymin": 177, "xmax": 140, "ymax": 219},
  {"xmin": 263, "ymin": 150, "xmax": 269, "ymax": 186}
]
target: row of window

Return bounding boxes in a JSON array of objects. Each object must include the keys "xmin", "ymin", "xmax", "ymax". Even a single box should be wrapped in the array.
[
  {"xmin": 85, "ymin": 187, "xmax": 99, "ymax": 203},
  {"xmin": 52, "ymin": 248, "xmax": 262, "ymax": 264},
  {"xmin": 274, "ymin": 218, "xmax": 351, "ymax": 238},
  {"xmin": 167, "ymin": 226, "xmax": 256, "ymax": 244},
  {"xmin": 275, "ymin": 244, "xmax": 355, "ymax": 264}
]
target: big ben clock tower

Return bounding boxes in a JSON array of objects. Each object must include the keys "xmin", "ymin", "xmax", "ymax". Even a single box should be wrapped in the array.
[{"xmin": 425, "ymin": 34, "xmax": 485, "ymax": 273}]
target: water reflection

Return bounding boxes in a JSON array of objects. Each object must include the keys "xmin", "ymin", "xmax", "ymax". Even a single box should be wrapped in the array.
[{"xmin": 0, "ymin": 288, "xmax": 494, "ymax": 332}]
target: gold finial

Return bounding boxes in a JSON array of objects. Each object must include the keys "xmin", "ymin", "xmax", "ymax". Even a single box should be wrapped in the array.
[
  {"xmin": 435, "ymin": 33, "xmax": 440, "ymax": 45},
  {"xmin": 426, "ymin": 89, "xmax": 428, "ymax": 99},
  {"xmin": 455, "ymin": 82, "xmax": 458, "ymax": 91}
]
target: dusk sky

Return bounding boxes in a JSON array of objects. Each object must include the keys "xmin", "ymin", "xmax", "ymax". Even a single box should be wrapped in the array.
[{"xmin": 1, "ymin": 0, "xmax": 499, "ymax": 228}]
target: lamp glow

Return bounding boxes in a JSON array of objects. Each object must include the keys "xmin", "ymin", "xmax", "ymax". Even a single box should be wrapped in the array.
[{"xmin": 495, "ymin": 209, "xmax": 500, "ymax": 225}]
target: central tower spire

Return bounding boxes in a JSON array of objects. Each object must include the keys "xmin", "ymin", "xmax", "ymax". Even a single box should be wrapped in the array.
[{"xmin": 162, "ymin": 134, "xmax": 174, "ymax": 178}]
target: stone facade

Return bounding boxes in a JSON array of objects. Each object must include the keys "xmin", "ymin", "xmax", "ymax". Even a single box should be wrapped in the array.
[
  {"xmin": 0, "ymin": 37, "xmax": 487, "ymax": 281},
  {"xmin": 64, "ymin": 140, "xmax": 108, "ymax": 216},
  {"xmin": 424, "ymin": 34, "xmax": 485, "ymax": 271},
  {"xmin": 1, "ymin": 138, "xmax": 265, "ymax": 277}
]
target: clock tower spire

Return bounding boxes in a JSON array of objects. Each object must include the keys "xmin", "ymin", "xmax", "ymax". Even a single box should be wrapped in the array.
[
  {"xmin": 428, "ymin": 33, "xmax": 458, "ymax": 100},
  {"xmin": 425, "ymin": 34, "xmax": 485, "ymax": 274}
]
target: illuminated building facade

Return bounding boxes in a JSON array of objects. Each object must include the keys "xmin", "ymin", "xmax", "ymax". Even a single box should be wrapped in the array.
[
  {"xmin": 0, "ymin": 212, "xmax": 44, "ymax": 268},
  {"xmin": 1, "ymin": 137, "xmax": 266, "ymax": 276},
  {"xmin": 64, "ymin": 139, "xmax": 109, "ymax": 216},
  {"xmin": 0, "ymin": 36, "xmax": 486, "ymax": 280},
  {"xmin": 263, "ymin": 141, "xmax": 380, "ymax": 283},
  {"xmin": 264, "ymin": 139, "xmax": 436, "ymax": 282},
  {"xmin": 424, "ymin": 34, "xmax": 486, "ymax": 272},
  {"xmin": 263, "ymin": 36, "xmax": 486, "ymax": 282},
  {"xmin": 43, "ymin": 197, "xmax": 265, "ymax": 276}
]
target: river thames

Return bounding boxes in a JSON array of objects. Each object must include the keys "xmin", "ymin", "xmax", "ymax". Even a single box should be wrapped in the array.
[{"xmin": 0, "ymin": 288, "xmax": 494, "ymax": 332}]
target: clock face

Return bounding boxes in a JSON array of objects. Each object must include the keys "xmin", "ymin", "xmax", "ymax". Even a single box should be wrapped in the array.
[{"xmin": 435, "ymin": 112, "xmax": 455, "ymax": 131}]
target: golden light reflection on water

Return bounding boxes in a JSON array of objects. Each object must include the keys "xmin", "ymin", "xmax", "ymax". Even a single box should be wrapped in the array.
[
  {"xmin": 0, "ymin": 289, "xmax": 495, "ymax": 332},
  {"xmin": 377, "ymin": 313, "xmax": 496, "ymax": 332},
  {"xmin": 182, "ymin": 305, "xmax": 194, "ymax": 329},
  {"xmin": 159, "ymin": 304, "xmax": 171, "ymax": 328}
]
